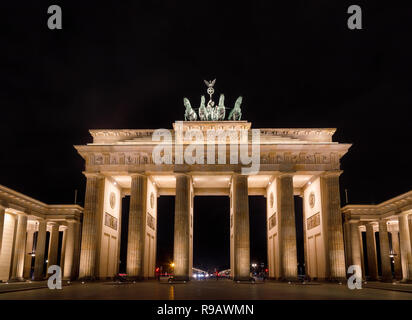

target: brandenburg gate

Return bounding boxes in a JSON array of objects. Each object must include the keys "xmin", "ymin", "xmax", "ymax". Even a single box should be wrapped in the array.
[
  {"xmin": 2, "ymin": 81, "xmax": 412, "ymax": 285},
  {"xmin": 74, "ymin": 119, "xmax": 351, "ymax": 281}
]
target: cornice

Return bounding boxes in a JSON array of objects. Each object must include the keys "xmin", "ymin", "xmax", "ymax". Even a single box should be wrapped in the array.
[
  {"xmin": 0, "ymin": 184, "xmax": 83, "ymax": 219},
  {"xmin": 342, "ymin": 190, "xmax": 412, "ymax": 219}
]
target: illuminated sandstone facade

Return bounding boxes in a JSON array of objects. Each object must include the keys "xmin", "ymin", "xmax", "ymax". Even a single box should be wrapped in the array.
[
  {"xmin": 342, "ymin": 192, "xmax": 412, "ymax": 282},
  {"xmin": 0, "ymin": 185, "xmax": 82, "ymax": 282},
  {"xmin": 75, "ymin": 121, "xmax": 351, "ymax": 281}
]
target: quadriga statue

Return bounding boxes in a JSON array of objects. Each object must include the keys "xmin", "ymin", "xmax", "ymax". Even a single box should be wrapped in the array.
[
  {"xmin": 198, "ymin": 95, "xmax": 207, "ymax": 121},
  {"xmin": 183, "ymin": 97, "xmax": 198, "ymax": 121},
  {"xmin": 228, "ymin": 96, "xmax": 242, "ymax": 121},
  {"xmin": 216, "ymin": 94, "xmax": 226, "ymax": 121}
]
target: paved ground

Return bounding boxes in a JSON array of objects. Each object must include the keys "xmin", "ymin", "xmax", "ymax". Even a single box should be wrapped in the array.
[{"xmin": 0, "ymin": 279, "xmax": 411, "ymax": 300}]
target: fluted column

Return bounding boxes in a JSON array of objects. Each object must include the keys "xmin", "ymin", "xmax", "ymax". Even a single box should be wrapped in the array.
[
  {"xmin": 277, "ymin": 173, "xmax": 297, "ymax": 280},
  {"xmin": 398, "ymin": 213, "xmax": 412, "ymax": 282},
  {"xmin": 343, "ymin": 220, "xmax": 352, "ymax": 270},
  {"xmin": 378, "ymin": 220, "xmax": 392, "ymax": 282},
  {"xmin": 63, "ymin": 220, "xmax": 79, "ymax": 280},
  {"xmin": 390, "ymin": 231, "xmax": 402, "ymax": 279},
  {"xmin": 0, "ymin": 206, "xmax": 5, "ymax": 255},
  {"xmin": 126, "ymin": 174, "xmax": 147, "ymax": 279},
  {"xmin": 47, "ymin": 223, "xmax": 60, "ymax": 269},
  {"xmin": 173, "ymin": 173, "xmax": 191, "ymax": 281},
  {"xmin": 23, "ymin": 226, "xmax": 35, "ymax": 279},
  {"xmin": 72, "ymin": 222, "xmax": 81, "ymax": 279},
  {"xmin": 79, "ymin": 173, "xmax": 104, "ymax": 279},
  {"xmin": 11, "ymin": 213, "xmax": 28, "ymax": 280},
  {"xmin": 60, "ymin": 226, "xmax": 68, "ymax": 275},
  {"xmin": 409, "ymin": 216, "xmax": 412, "ymax": 256},
  {"xmin": 320, "ymin": 172, "xmax": 346, "ymax": 280},
  {"xmin": 33, "ymin": 220, "xmax": 47, "ymax": 280},
  {"xmin": 365, "ymin": 223, "xmax": 378, "ymax": 280},
  {"xmin": 359, "ymin": 227, "xmax": 366, "ymax": 277},
  {"xmin": 350, "ymin": 221, "xmax": 362, "ymax": 268},
  {"xmin": 232, "ymin": 174, "xmax": 250, "ymax": 281}
]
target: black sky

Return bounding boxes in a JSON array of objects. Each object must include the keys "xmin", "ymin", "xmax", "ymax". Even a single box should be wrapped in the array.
[{"xmin": 2, "ymin": 1, "xmax": 412, "ymax": 269}]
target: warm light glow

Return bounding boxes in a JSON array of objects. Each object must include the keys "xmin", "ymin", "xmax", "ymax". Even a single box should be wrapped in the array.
[{"xmin": 170, "ymin": 262, "xmax": 175, "ymax": 268}]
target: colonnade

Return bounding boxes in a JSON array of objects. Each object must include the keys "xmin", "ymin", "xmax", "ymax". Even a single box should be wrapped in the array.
[
  {"xmin": 344, "ymin": 212, "xmax": 412, "ymax": 282},
  {"xmin": 0, "ymin": 208, "xmax": 82, "ymax": 282},
  {"xmin": 78, "ymin": 170, "xmax": 346, "ymax": 282}
]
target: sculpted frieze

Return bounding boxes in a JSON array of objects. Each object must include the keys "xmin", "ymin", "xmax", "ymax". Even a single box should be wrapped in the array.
[{"xmin": 88, "ymin": 150, "xmax": 341, "ymax": 166}]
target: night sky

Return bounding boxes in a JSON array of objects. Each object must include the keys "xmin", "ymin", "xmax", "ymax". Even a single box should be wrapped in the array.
[{"xmin": 2, "ymin": 1, "xmax": 412, "ymax": 270}]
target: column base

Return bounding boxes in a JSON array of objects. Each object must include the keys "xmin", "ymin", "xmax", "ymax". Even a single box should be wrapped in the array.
[
  {"xmin": 171, "ymin": 275, "xmax": 190, "ymax": 282},
  {"xmin": 8, "ymin": 277, "xmax": 26, "ymax": 282},
  {"xmin": 380, "ymin": 276, "xmax": 394, "ymax": 283},
  {"xmin": 278, "ymin": 277, "xmax": 299, "ymax": 283},
  {"xmin": 125, "ymin": 276, "xmax": 145, "ymax": 282},
  {"xmin": 33, "ymin": 276, "xmax": 46, "ymax": 281},
  {"xmin": 233, "ymin": 276, "xmax": 253, "ymax": 283},
  {"xmin": 325, "ymin": 277, "xmax": 346, "ymax": 283},
  {"xmin": 78, "ymin": 276, "xmax": 97, "ymax": 281},
  {"xmin": 400, "ymin": 278, "xmax": 412, "ymax": 284}
]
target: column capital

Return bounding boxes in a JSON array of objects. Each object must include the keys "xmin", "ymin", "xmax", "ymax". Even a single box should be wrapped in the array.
[
  {"xmin": 174, "ymin": 171, "xmax": 191, "ymax": 177},
  {"xmin": 83, "ymin": 171, "xmax": 104, "ymax": 179},
  {"xmin": 321, "ymin": 170, "xmax": 343, "ymax": 178},
  {"xmin": 65, "ymin": 218, "xmax": 79, "ymax": 224},
  {"xmin": 16, "ymin": 211, "xmax": 29, "ymax": 217},
  {"xmin": 129, "ymin": 172, "xmax": 146, "ymax": 178},
  {"xmin": 277, "ymin": 171, "xmax": 295, "ymax": 178},
  {"xmin": 47, "ymin": 221, "xmax": 59, "ymax": 226},
  {"xmin": 398, "ymin": 211, "xmax": 410, "ymax": 217},
  {"xmin": 230, "ymin": 172, "xmax": 249, "ymax": 179}
]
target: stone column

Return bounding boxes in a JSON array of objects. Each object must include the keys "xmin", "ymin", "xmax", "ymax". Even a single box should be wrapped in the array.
[
  {"xmin": 390, "ymin": 231, "xmax": 402, "ymax": 279},
  {"xmin": 398, "ymin": 213, "xmax": 412, "ymax": 282},
  {"xmin": 11, "ymin": 213, "xmax": 28, "ymax": 280},
  {"xmin": 277, "ymin": 173, "xmax": 297, "ymax": 280},
  {"xmin": 63, "ymin": 220, "xmax": 78, "ymax": 280},
  {"xmin": 173, "ymin": 173, "xmax": 191, "ymax": 281},
  {"xmin": 79, "ymin": 173, "xmax": 104, "ymax": 279},
  {"xmin": 47, "ymin": 223, "xmax": 60, "ymax": 269},
  {"xmin": 72, "ymin": 222, "xmax": 81, "ymax": 279},
  {"xmin": 127, "ymin": 173, "xmax": 147, "ymax": 279},
  {"xmin": 320, "ymin": 172, "xmax": 346, "ymax": 280},
  {"xmin": 33, "ymin": 220, "xmax": 47, "ymax": 281},
  {"xmin": 23, "ymin": 226, "xmax": 35, "ymax": 279},
  {"xmin": 350, "ymin": 221, "xmax": 362, "ymax": 269},
  {"xmin": 0, "ymin": 206, "xmax": 5, "ymax": 254},
  {"xmin": 302, "ymin": 194, "xmax": 308, "ymax": 278},
  {"xmin": 359, "ymin": 227, "xmax": 366, "ymax": 278},
  {"xmin": 59, "ymin": 226, "xmax": 68, "ymax": 275},
  {"xmin": 232, "ymin": 174, "xmax": 250, "ymax": 281},
  {"xmin": 378, "ymin": 220, "xmax": 392, "ymax": 282},
  {"xmin": 365, "ymin": 223, "xmax": 378, "ymax": 280},
  {"xmin": 343, "ymin": 220, "xmax": 352, "ymax": 270},
  {"xmin": 409, "ymin": 216, "xmax": 412, "ymax": 256}
]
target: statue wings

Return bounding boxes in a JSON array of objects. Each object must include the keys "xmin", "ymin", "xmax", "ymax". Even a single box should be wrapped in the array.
[{"xmin": 204, "ymin": 79, "xmax": 216, "ymax": 87}]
